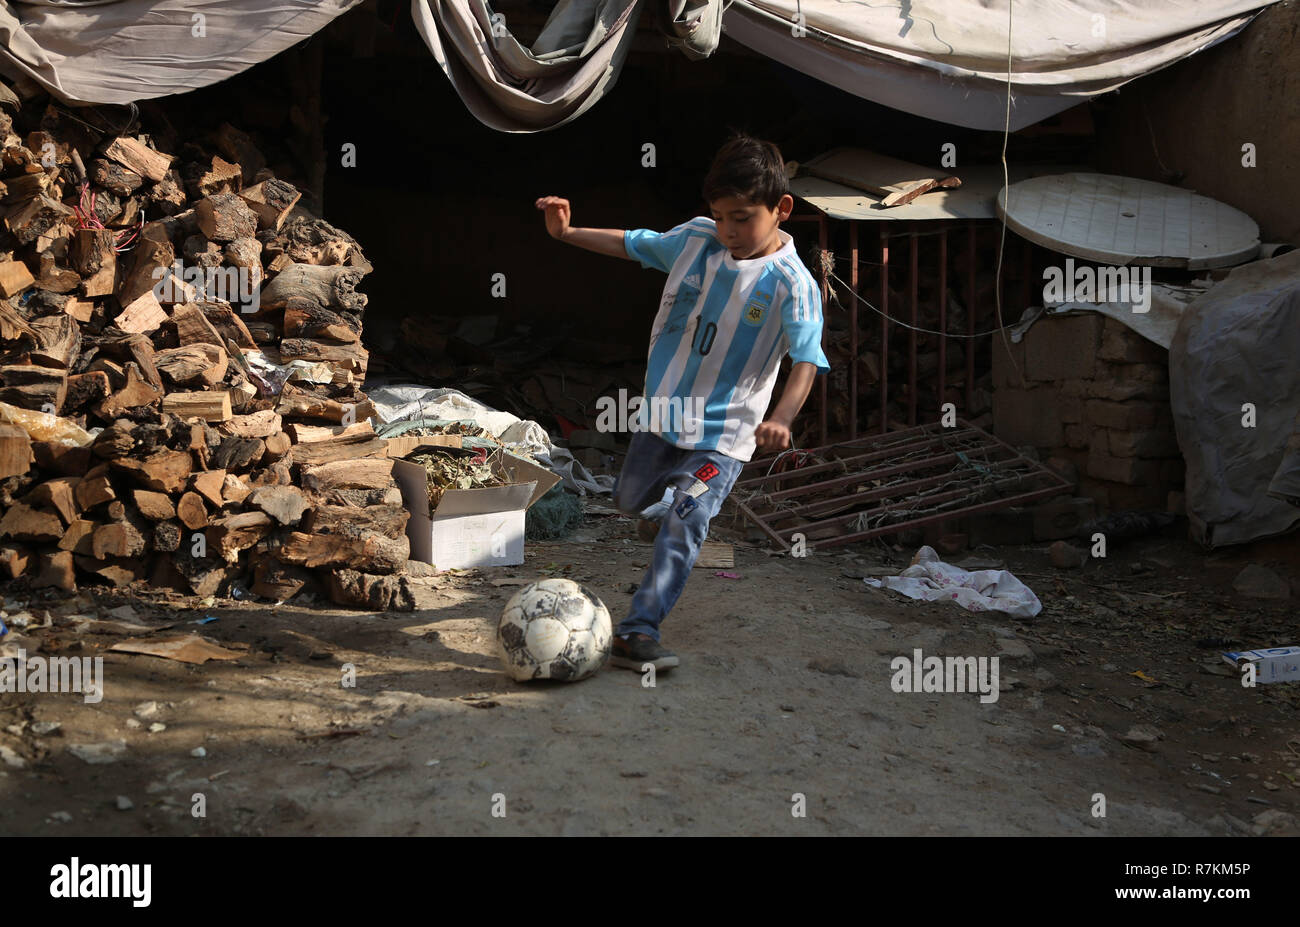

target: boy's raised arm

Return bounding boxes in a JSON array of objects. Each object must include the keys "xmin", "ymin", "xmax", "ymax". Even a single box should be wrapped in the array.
[{"xmin": 535, "ymin": 195, "xmax": 633, "ymax": 260}]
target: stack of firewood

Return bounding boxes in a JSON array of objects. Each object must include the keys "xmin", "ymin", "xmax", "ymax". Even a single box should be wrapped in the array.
[{"xmin": 0, "ymin": 89, "xmax": 415, "ymax": 611}]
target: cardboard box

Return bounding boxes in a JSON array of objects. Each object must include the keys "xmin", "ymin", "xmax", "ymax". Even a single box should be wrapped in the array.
[
  {"xmin": 392, "ymin": 447, "xmax": 561, "ymax": 570},
  {"xmin": 1221, "ymin": 646, "xmax": 1300, "ymax": 684}
]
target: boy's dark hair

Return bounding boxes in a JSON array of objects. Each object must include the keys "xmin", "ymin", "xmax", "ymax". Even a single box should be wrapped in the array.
[{"xmin": 701, "ymin": 132, "xmax": 788, "ymax": 211}]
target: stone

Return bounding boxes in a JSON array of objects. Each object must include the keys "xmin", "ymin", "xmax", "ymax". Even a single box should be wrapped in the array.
[
  {"xmin": 1050, "ymin": 540, "xmax": 1087, "ymax": 569},
  {"xmin": 1232, "ymin": 564, "xmax": 1290, "ymax": 600}
]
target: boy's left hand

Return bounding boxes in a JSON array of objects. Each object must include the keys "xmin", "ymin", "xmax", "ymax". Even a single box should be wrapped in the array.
[{"xmin": 754, "ymin": 419, "xmax": 791, "ymax": 454}]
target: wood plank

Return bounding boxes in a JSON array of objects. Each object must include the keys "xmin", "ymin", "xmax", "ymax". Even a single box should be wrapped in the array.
[
  {"xmin": 162, "ymin": 391, "xmax": 232, "ymax": 423},
  {"xmin": 103, "ymin": 136, "xmax": 173, "ymax": 183}
]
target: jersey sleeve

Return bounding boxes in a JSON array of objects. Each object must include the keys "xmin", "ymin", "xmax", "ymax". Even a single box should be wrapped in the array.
[
  {"xmin": 624, "ymin": 217, "xmax": 711, "ymax": 273},
  {"xmin": 780, "ymin": 274, "xmax": 830, "ymax": 375}
]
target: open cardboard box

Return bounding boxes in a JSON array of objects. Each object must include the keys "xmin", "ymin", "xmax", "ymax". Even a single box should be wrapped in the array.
[{"xmin": 391, "ymin": 445, "xmax": 561, "ymax": 571}]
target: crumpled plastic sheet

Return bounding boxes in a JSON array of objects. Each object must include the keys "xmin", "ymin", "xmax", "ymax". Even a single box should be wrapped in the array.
[
  {"xmin": 367, "ymin": 383, "xmax": 614, "ymax": 496},
  {"xmin": 864, "ymin": 546, "xmax": 1042, "ymax": 618}
]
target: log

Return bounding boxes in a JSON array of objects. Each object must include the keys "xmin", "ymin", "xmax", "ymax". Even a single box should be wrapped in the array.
[
  {"xmin": 322, "ymin": 486, "xmax": 405, "ymax": 509},
  {"xmin": 103, "ymin": 136, "xmax": 174, "ymax": 183},
  {"xmin": 219, "ymin": 410, "xmax": 281, "ymax": 439},
  {"xmin": 132, "ymin": 489, "xmax": 176, "ymax": 521},
  {"xmin": 0, "ymin": 259, "xmax": 34, "ymax": 296},
  {"xmin": 0, "ymin": 364, "xmax": 66, "ymax": 413},
  {"xmin": 279, "ymin": 338, "xmax": 368, "ymax": 379},
  {"xmin": 73, "ymin": 473, "xmax": 115, "ymax": 510},
  {"xmin": 96, "ymin": 334, "xmax": 162, "ymax": 390},
  {"xmin": 110, "ymin": 448, "xmax": 192, "ymax": 493},
  {"xmin": 32, "ymin": 440, "xmax": 92, "ymax": 478},
  {"xmin": 287, "ymin": 432, "xmax": 387, "ymax": 467},
  {"xmin": 276, "ymin": 382, "xmax": 373, "ymax": 424},
  {"xmin": 238, "ymin": 178, "xmax": 300, "ymax": 232},
  {"xmin": 92, "ymin": 519, "xmax": 147, "ymax": 559},
  {"xmin": 117, "ymin": 229, "xmax": 173, "ymax": 305},
  {"xmin": 152, "ymin": 520, "xmax": 182, "ymax": 552},
  {"xmin": 71, "ymin": 228, "xmax": 115, "ymax": 277},
  {"xmin": 5, "ymin": 194, "xmax": 74, "ymax": 246},
  {"xmin": 0, "ymin": 503, "xmax": 63, "ymax": 542},
  {"xmin": 23, "ymin": 476, "xmax": 78, "ymax": 523},
  {"xmin": 176, "ymin": 491, "xmax": 208, "ymax": 530},
  {"xmin": 305, "ymin": 502, "xmax": 408, "ymax": 540},
  {"xmin": 170, "ymin": 553, "xmax": 235, "ymax": 597},
  {"xmin": 262, "ymin": 432, "xmax": 291, "ymax": 462},
  {"xmin": 246, "ymin": 485, "xmax": 310, "ymax": 526},
  {"xmin": 155, "ymin": 343, "xmax": 228, "ymax": 389},
  {"xmin": 64, "ymin": 371, "xmax": 112, "ymax": 414},
  {"xmin": 196, "ymin": 155, "xmax": 241, "ymax": 196},
  {"xmin": 195, "ymin": 193, "xmax": 256, "ymax": 242},
  {"xmin": 27, "ymin": 314, "xmax": 81, "ymax": 369},
  {"xmin": 93, "ymin": 364, "xmax": 161, "ymax": 419},
  {"xmin": 221, "ymin": 473, "xmax": 252, "ymax": 505},
  {"xmin": 34, "ymin": 550, "xmax": 76, "ymax": 592},
  {"xmin": 57, "ymin": 519, "xmax": 98, "ymax": 555},
  {"xmin": 259, "ymin": 262, "xmax": 368, "ymax": 313},
  {"xmin": 325, "ymin": 569, "xmax": 415, "ymax": 612},
  {"xmin": 33, "ymin": 249, "xmax": 82, "ymax": 294},
  {"xmin": 90, "ymin": 157, "xmax": 143, "ymax": 196},
  {"xmin": 205, "ymin": 511, "xmax": 272, "ymax": 562},
  {"xmin": 210, "ymin": 435, "xmax": 264, "ymax": 470},
  {"xmin": 194, "ymin": 301, "xmax": 256, "ymax": 349},
  {"xmin": 169, "ymin": 301, "xmax": 226, "ymax": 348},
  {"xmin": 190, "ymin": 469, "xmax": 226, "ymax": 507},
  {"xmin": 90, "ymin": 420, "xmax": 136, "ymax": 459},
  {"xmin": 114, "ymin": 289, "xmax": 168, "ymax": 335},
  {"xmin": 300, "ymin": 458, "xmax": 393, "ymax": 493},
  {"xmin": 0, "ymin": 422, "xmax": 32, "ymax": 478},
  {"xmin": 282, "ymin": 298, "xmax": 361, "ymax": 343},
  {"xmin": 251, "ymin": 559, "xmax": 313, "ymax": 600},
  {"xmin": 162, "ymin": 391, "xmax": 232, "ymax": 423},
  {"xmin": 63, "ymin": 297, "xmax": 95, "ymax": 323},
  {"xmin": 0, "ymin": 544, "xmax": 30, "ymax": 579},
  {"xmin": 276, "ymin": 530, "xmax": 408, "ymax": 574}
]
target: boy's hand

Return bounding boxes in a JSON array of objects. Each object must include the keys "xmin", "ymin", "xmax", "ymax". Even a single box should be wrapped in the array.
[
  {"xmin": 754, "ymin": 418, "xmax": 791, "ymax": 455},
  {"xmin": 535, "ymin": 195, "xmax": 571, "ymax": 240}
]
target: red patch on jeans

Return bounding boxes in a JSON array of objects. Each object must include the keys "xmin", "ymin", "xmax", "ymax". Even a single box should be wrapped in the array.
[{"xmin": 694, "ymin": 462, "xmax": 720, "ymax": 482}]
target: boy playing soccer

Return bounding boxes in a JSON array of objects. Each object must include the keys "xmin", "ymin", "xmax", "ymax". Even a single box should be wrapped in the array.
[{"xmin": 535, "ymin": 133, "xmax": 829, "ymax": 672}]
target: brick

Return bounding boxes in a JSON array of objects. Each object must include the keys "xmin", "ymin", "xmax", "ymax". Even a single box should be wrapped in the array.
[
  {"xmin": 1085, "ymin": 377, "xmax": 1168, "ymax": 402},
  {"xmin": 992, "ymin": 386, "xmax": 1064, "ymax": 448},
  {"xmin": 1085, "ymin": 399, "xmax": 1163, "ymax": 431},
  {"xmin": 1107, "ymin": 428, "xmax": 1182, "ymax": 458},
  {"xmin": 1099, "ymin": 323, "xmax": 1168, "ymax": 365},
  {"xmin": 1059, "ymin": 393, "xmax": 1084, "ymax": 423},
  {"xmin": 1064, "ymin": 423, "xmax": 1090, "ymax": 449},
  {"xmin": 1086, "ymin": 445, "xmax": 1162, "ymax": 485},
  {"xmin": 1024, "ymin": 314, "xmax": 1103, "ymax": 381}
]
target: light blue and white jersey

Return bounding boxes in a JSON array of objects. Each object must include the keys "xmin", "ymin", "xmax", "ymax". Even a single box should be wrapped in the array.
[{"xmin": 624, "ymin": 216, "xmax": 830, "ymax": 462}]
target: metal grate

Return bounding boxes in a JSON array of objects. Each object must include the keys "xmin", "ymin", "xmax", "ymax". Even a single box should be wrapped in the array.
[{"xmin": 733, "ymin": 419, "xmax": 1071, "ymax": 551}]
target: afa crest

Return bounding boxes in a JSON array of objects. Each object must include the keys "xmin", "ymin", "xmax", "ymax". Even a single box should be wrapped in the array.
[{"xmin": 742, "ymin": 301, "xmax": 766, "ymax": 326}]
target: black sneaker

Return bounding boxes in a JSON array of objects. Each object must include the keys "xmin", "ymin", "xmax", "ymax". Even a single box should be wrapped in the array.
[{"xmin": 609, "ymin": 633, "xmax": 679, "ymax": 672}]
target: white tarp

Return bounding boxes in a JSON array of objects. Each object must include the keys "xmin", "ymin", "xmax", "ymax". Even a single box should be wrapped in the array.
[
  {"xmin": 0, "ymin": 1, "xmax": 364, "ymax": 104},
  {"xmin": 722, "ymin": 0, "xmax": 1277, "ymax": 131},
  {"xmin": 0, "ymin": 1, "xmax": 1278, "ymax": 132},
  {"xmin": 1168, "ymin": 251, "xmax": 1300, "ymax": 548}
]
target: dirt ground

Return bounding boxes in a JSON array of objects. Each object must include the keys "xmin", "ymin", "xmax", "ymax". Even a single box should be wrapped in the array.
[{"xmin": 1, "ymin": 502, "xmax": 1298, "ymax": 837}]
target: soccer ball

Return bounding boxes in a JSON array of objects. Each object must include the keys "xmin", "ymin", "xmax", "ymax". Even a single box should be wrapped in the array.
[{"xmin": 496, "ymin": 578, "xmax": 613, "ymax": 681}]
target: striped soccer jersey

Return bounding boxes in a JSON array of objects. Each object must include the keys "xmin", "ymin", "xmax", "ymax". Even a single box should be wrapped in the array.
[{"xmin": 624, "ymin": 216, "xmax": 830, "ymax": 461}]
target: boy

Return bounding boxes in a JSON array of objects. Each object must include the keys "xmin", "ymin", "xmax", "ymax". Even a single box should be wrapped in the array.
[{"xmin": 534, "ymin": 133, "xmax": 829, "ymax": 672}]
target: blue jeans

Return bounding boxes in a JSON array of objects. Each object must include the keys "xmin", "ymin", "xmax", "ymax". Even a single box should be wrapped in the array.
[{"xmin": 611, "ymin": 431, "xmax": 744, "ymax": 641}]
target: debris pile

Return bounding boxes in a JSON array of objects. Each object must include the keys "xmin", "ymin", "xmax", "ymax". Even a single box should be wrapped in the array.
[{"xmin": 0, "ymin": 86, "xmax": 415, "ymax": 611}]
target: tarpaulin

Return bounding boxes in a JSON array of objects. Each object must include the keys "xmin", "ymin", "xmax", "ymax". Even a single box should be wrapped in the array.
[
  {"xmin": 1168, "ymin": 250, "xmax": 1300, "ymax": 547},
  {"xmin": 0, "ymin": 1, "xmax": 364, "ymax": 104},
  {"xmin": 0, "ymin": 1, "xmax": 1280, "ymax": 133}
]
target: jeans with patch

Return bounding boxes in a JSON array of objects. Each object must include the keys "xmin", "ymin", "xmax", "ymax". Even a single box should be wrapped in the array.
[{"xmin": 611, "ymin": 431, "xmax": 744, "ymax": 641}]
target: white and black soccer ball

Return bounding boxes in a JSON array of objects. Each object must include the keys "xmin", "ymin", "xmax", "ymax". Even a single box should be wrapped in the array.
[{"xmin": 496, "ymin": 578, "xmax": 613, "ymax": 682}]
